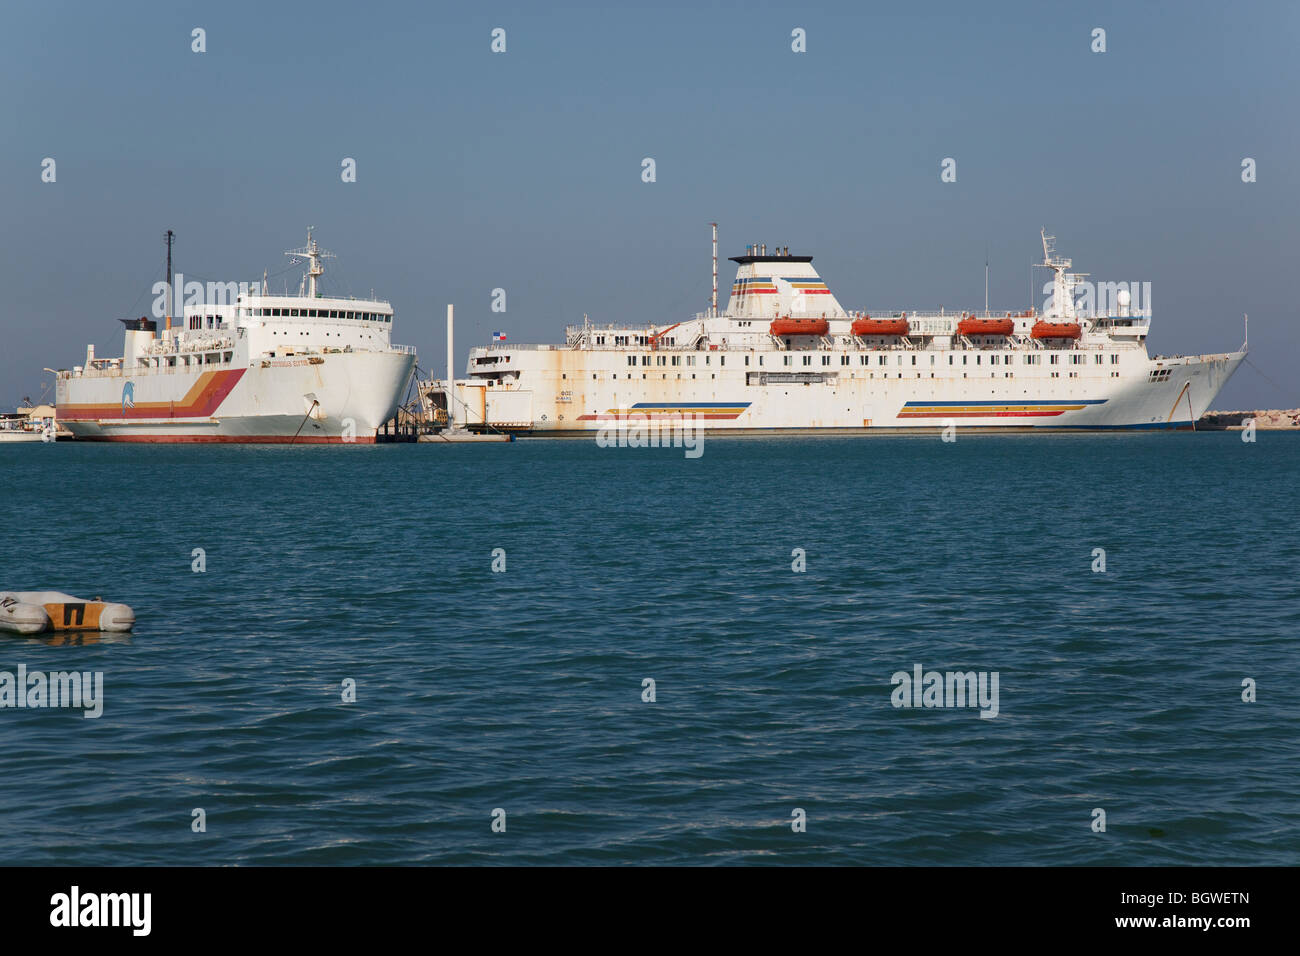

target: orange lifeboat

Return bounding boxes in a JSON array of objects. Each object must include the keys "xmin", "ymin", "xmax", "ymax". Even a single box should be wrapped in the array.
[
  {"xmin": 851, "ymin": 316, "xmax": 910, "ymax": 336},
  {"xmin": 770, "ymin": 318, "xmax": 830, "ymax": 337},
  {"xmin": 957, "ymin": 316, "xmax": 1014, "ymax": 336},
  {"xmin": 1031, "ymin": 320, "xmax": 1082, "ymax": 340}
]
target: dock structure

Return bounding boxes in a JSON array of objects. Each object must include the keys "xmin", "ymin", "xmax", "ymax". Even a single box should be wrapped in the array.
[
  {"xmin": 406, "ymin": 304, "xmax": 517, "ymax": 444},
  {"xmin": 375, "ymin": 416, "xmax": 419, "ymax": 442},
  {"xmin": 418, "ymin": 431, "xmax": 512, "ymax": 443}
]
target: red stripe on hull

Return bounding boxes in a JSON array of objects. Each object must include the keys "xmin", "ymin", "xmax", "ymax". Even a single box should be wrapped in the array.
[
  {"xmin": 59, "ymin": 369, "xmax": 247, "ymax": 421},
  {"xmin": 577, "ymin": 414, "xmax": 745, "ymax": 421},
  {"xmin": 67, "ymin": 434, "xmax": 377, "ymax": 444},
  {"xmin": 896, "ymin": 410, "xmax": 1069, "ymax": 419}
]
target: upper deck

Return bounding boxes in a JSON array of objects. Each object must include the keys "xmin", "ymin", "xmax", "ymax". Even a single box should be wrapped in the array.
[{"xmin": 473, "ymin": 233, "xmax": 1153, "ymax": 360}]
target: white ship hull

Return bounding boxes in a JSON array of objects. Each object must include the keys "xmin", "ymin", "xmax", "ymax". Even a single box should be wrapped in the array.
[
  {"xmin": 458, "ymin": 348, "xmax": 1243, "ymax": 435},
  {"xmin": 59, "ymin": 350, "xmax": 414, "ymax": 443}
]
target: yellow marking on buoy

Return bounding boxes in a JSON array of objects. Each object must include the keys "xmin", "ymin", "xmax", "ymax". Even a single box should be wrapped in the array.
[{"xmin": 42, "ymin": 602, "xmax": 106, "ymax": 631}]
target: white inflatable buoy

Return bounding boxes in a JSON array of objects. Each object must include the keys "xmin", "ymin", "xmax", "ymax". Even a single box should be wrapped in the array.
[
  {"xmin": 0, "ymin": 595, "xmax": 50, "ymax": 634},
  {"xmin": 0, "ymin": 591, "xmax": 135, "ymax": 635}
]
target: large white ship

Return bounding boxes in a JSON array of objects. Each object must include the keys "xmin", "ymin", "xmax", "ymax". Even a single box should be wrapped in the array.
[
  {"xmin": 56, "ymin": 232, "xmax": 416, "ymax": 443},
  {"xmin": 449, "ymin": 229, "xmax": 1244, "ymax": 434}
]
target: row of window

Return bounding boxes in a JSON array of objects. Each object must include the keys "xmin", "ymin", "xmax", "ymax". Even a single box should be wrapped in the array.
[
  {"xmin": 248, "ymin": 308, "xmax": 391, "ymax": 322},
  {"xmin": 783, "ymin": 352, "xmax": 1122, "ymax": 367},
  {"xmin": 568, "ymin": 369, "xmax": 1095, "ymax": 382},
  {"xmin": 628, "ymin": 354, "xmax": 726, "ymax": 367},
  {"xmin": 600, "ymin": 334, "xmax": 675, "ymax": 346},
  {"xmin": 619, "ymin": 350, "xmax": 1125, "ymax": 368},
  {"xmin": 143, "ymin": 351, "xmax": 232, "ymax": 367},
  {"xmin": 567, "ymin": 369, "xmax": 1126, "ymax": 383}
]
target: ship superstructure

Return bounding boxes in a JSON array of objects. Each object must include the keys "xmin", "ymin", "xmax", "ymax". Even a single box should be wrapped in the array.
[
  {"xmin": 444, "ymin": 229, "xmax": 1244, "ymax": 434},
  {"xmin": 56, "ymin": 231, "xmax": 417, "ymax": 442}
]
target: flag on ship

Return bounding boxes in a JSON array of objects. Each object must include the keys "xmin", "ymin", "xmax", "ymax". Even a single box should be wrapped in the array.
[{"xmin": 492, "ymin": 331, "xmax": 507, "ymax": 341}]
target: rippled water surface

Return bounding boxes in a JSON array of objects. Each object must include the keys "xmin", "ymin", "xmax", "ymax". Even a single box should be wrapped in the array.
[{"xmin": 1, "ymin": 434, "xmax": 1297, "ymax": 865}]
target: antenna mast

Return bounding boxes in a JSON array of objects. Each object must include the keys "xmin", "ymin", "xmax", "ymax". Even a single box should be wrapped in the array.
[
  {"xmin": 164, "ymin": 229, "xmax": 175, "ymax": 330},
  {"xmin": 285, "ymin": 227, "xmax": 336, "ymax": 298},
  {"xmin": 711, "ymin": 222, "xmax": 718, "ymax": 315},
  {"xmin": 1040, "ymin": 228, "xmax": 1088, "ymax": 321}
]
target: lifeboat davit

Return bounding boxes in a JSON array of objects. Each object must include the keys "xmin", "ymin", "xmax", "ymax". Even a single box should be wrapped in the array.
[
  {"xmin": 957, "ymin": 316, "xmax": 1014, "ymax": 336},
  {"xmin": 851, "ymin": 316, "xmax": 910, "ymax": 336},
  {"xmin": 1031, "ymin": 320, "xmax": 1082, "ymax": 340},
  {"xmin": 770, "ymin": 318, "xmax": 830, "ymax": 337}
]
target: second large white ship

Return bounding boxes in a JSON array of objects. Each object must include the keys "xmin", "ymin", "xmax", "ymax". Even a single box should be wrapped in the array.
[{"xmin": 446, "ymin": 229, "xmax": 1244, "ymax": 434}]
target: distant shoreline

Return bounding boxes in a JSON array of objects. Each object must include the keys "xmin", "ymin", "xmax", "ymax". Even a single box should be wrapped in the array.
[{"xmin": 1199, "ymin": 409, "xmax": 1300, "ymax": 430}]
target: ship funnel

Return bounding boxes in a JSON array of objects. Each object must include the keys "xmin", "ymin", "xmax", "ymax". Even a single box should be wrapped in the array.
[{"xmin": 724, "ymin": 249, "xmax": 847, "ymax": 320}]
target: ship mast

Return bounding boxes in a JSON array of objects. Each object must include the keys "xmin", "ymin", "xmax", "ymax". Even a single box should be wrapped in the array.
[
  {"xmin": 286, "ymin": 227, "xmax": 336, "ymax": 298},
  {"xmin": 164, "ymin": 229, "xmax": 175, "ymax": 331},
  {"xmin": 711, "ymin": 222, "xmax": 718, "ymax": 316},
  {"xmin": 1040, "ymin": 228, "xmax": 1088, "ymax": 321}
]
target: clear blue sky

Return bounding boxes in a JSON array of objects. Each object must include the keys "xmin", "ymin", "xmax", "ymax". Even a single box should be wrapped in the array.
[{"xmin": 3, "ymin": 0, "xmax": 1296, "ymax": 408}]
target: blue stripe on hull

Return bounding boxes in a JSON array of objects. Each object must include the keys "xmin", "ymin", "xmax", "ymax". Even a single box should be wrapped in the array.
[
  {"xmin": 1035, "ymin": 421, "xmax": 1196, "ymax": 430},
  {"xmin": 902, "ymin": 399, "xmax": 1109, "ymax": 407}
]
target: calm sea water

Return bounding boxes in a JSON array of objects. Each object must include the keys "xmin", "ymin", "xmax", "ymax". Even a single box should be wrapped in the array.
[{"xmin": 1, "ymin": 434, "xmax": 1297, "ymax": 865}]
